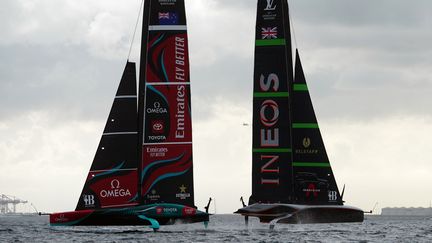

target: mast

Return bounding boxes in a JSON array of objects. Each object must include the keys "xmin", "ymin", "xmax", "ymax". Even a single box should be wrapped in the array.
[
  {"xmin": 282, "ymin": 0, "xmax": 295, "ymax": 199},
  {"xmin": 138, "ymin": 0, "xmax": 151, "ymax": 203}
]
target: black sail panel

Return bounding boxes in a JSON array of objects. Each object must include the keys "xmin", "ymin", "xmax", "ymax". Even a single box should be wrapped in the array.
[
  {"xmin": 292, "ymin": 50, "xmax": 342, "ymax": 205},
  {"xmin": 139, "ymin": 0, "xmax": 195, "ymax": 207},
  {"xmin": 76, "ymin": 62, "xmax": 139, "ymax": 210},
  {"xmin": 250, "ymin": 0, "xmax": 294, "ymax": 204}
]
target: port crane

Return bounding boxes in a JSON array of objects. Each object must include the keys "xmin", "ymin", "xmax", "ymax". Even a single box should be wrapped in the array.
[{"xmin": 0, "ymin": 194, "xmax": 28, "ymax": 214}]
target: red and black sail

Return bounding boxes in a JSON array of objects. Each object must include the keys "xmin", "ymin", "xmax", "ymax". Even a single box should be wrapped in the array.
[
  {"xmin": 138, "ymin": 0, "xmax": 195, "ymax": 207},
  {"xmin": 76, "ymin": 62, "xmax": 139, "ymax": 210},
  {"xmin": 250, "ymin": 0, "xmax": 294, "ymax": 204}
]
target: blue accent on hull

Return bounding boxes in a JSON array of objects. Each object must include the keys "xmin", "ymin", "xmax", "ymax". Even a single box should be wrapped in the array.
[
  {"xmin": 50, "ymin": 203, "xmax": 210, "ymax": 227},
  {"xmin": 138, "ymin": 215, "xmax": 160, "ymax": 230}
]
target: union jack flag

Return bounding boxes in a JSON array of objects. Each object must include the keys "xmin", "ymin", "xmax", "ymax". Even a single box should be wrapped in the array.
[
  {"xmin": 158, "ymin": 12, "xmax": 170, "ymax": 19},
  {"xmin": 261, "ymin": 27, "xmax": 277, "ymax": 39}
]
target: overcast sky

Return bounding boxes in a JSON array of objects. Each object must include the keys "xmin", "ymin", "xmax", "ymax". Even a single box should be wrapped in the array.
[{"xmin": 1, "ymin": 0, "xmax": 432, "ymax": 214}]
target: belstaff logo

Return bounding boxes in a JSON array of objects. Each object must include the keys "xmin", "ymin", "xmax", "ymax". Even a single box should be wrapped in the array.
[
  {"xmin": 296, "ymin": 137, "xmax": 318, "ymax": 154},
  {"xmin": 303, "ymin": 137, "xmax": 311, "ymax": 148},
  {"xmin": 264, "ymin": 0, "xmax": 276, "ymax": 11}
]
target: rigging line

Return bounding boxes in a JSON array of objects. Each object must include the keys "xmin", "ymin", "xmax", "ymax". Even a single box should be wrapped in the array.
[
  {"xmin": 127, "ymin": 0, "xmax": 144, "ymax": 61},
  {"xmin": 289, "ymin": 6, "xmax": 298, "ymax": 49}
]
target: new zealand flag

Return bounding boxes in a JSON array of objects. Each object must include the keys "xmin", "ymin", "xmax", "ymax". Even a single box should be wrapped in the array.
[{"xmin": 158, "ymin": 12, "xmax": 179, "ymax": 25}]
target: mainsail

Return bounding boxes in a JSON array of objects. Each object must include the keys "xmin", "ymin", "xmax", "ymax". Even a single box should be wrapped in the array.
[
  {"xmin": 139, "ymin": 0, "xmax": 195, "ymax": 207},
  {"xmin": 76, "ymin": 62, "xmax": 139, "ymax": 210},
  {"xmin": 250, "ymin": 0, "xmax": 293, "ymax": 204}
]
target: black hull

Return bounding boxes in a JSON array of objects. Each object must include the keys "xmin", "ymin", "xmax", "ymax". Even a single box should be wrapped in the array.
[{"xmin": 235, "ymin": 203, "xmax": 364, "ymax": 224}]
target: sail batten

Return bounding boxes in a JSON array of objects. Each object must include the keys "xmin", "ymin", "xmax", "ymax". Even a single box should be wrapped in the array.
[{"xmin": 149, "ymin": 25, "xmax": 187, "ymax": 31}]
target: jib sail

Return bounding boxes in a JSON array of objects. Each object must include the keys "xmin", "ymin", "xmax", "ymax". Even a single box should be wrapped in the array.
[
  {"xmin": 76, "ymin": 62, "xmax": 139, "ymax": 210},
  {"xmin": 139, "ymin": 0, "xmax": 195, "ymax": 207},
  {"xmin": 291, "ymin": 50, "xmax": 342, "ymax": 205}
]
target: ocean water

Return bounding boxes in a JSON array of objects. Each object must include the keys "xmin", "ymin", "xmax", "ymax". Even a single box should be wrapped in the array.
[{"xmin": 1, "ymin": 214, "xmax": 431, "ymax": 242}]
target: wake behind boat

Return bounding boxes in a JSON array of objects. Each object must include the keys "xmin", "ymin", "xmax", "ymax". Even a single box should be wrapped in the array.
[
  {"xmin": 50, "ymin": 0, "xmax": 210, "ymax": 230},
  {"xmin": 235, "ymin": 0, "xmax": 363, "ymax": 225}
]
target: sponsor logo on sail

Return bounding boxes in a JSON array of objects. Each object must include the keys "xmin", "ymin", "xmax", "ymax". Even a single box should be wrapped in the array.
[
  {"xmin": 258, "ymin": 73, "xmax": 281, "ymax": 185},
  {"xmin": 261, "ymin": 27, "xmax": 277, "ymax": 39},
  {"xmin": 158, "ymin": 12, "xmax": 178, "ymax": 25},
  {"xmin": 148, "ymin": 135, "xmax": 166, "ymax": 141},
  {"xmin": 174, "ymin": 36, "xmax": 186, "ymax": 82},
  {"xmin": 99, "ymin": 179, "xmax": 132, "ymax": 198},
  {"xmin": 152, "ymin": 120, "xmax": 165, "ymax": 134},
  {"xmin": 264, "ymin": 0, "xmax": 276, "ymax": 11},
  {"xmin": 303, "ymin": 137, "xmax": 311, "ymax": 148},
  {"xmin": 296, "ymin": 137, "xmax": 318, "ymax": 154},
  {"xmin": 262, "ymin": 0, "xmax": 277, "ymax": 20},
  {"xmin": 158, "ymin": 0, "xmax": 176, "ymax": 6},
  {"xmin": 328, "ymin": 191, "xmax": 338, "ymax": 201},
  {"xmin": 173, "ymin": 36, "xmax": 188, "ymax": 140},
  {"xmin": 304, "ymin": 183, "xmax": 320, "ymax": 197},
  {"xmin": 83, "ymin": 195, "xmax": 95, "ymax": 206},
  {"xmin": 146, "ymin": 146, "xmax": 168, "ymax": 157},
  {"xmin": 176, "ymin": 184, "xmax": 191, "ymax": 200},
  {"xmin": 147, "ymin": 102, "xmax": 168, "ymax": 114},
  {"xmin": 259, "ymin": 74, "xmax": 280, "ymax": 147},
  {"xmin": 147, "ymin": 189, "xmax": 161, "ymax": 201},
  {"xmin": 175, "ymin": 85, "xmax": 186, "ymax": 139}
]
